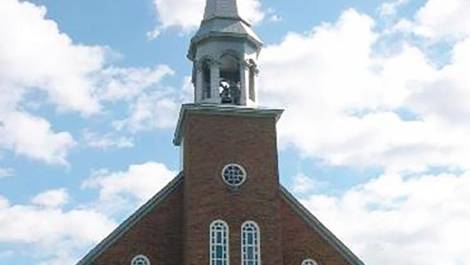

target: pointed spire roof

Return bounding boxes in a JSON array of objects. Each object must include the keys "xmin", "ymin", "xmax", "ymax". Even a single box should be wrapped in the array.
[
  {"xmin": 188, "ymin": 0, "xmax": 262, "ymax": 60},
  {"xmin": 203, "ymin": 0, "xmax": 240, "ymax": 20}
]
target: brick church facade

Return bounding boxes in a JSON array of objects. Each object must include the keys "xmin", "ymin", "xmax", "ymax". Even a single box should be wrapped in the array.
[{"xmin": 77, "ymin": 1, "xmax": 364, "ymax": 265}]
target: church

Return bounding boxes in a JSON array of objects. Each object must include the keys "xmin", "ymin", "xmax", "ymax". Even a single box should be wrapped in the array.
[{"xmin": 77, "ymin": 0, "xmax": 364, "ymax": 265}]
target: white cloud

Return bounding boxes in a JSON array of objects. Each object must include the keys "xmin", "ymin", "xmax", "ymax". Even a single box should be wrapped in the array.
[
  {"xmin": 259, "ymin": 9, "xmax": 470, "ymax": 264},
  {"xmin": 379, "ymin": 0, "xmax": 409, "ymax": 17},
  {"xmin": 0, "ymin": 161, "xmax": 176, "ymax": 264},
  {"xmin": 148, "ymin": 0, "xmax": 265, "ymax": 39},
  {"xmin": 0, "ymin": 0, "xmax": 103, "ymax": 115},
  {"xmin": 31, "ymin": 189, "xmax": 70, "ymax": 208},
  {"xmin": 113, "ymin": 91, "xmax": 180, "ymax": 132},
  {"xmin": 0, "ymin": 0, "xmax": 175, "ymax": 164},
  {"xmin": 0, "ymin": 196, "xmax": 8, "ymax": 208},
  {"xmin": 300, "ymin": 172, "xmax": 470, "ymax": 265},
  {"xmin": 408, "ymin": 38, "xmax": 470, "ymax": 124},
  {"xmin": 83, "ymin": 162, "xmax": 176, "ymax": 207},
  {"xmin": 98, "ymin": 65, "xmax": 174, "ymax": 102},
  {"xmin": 0, "ymin": 250, "xmax": 13, "ymax": 259},
  {"xmin": 0, "ymin": 193, "xmax": 116, "ymax": 265},
  {"xmin": 395, "ymin": 0, "xmax": 470, "ymax": 41},
  {"xmin": 0, "ymin": 201, "xmax": 114, "ymax": 247},
  {"xmin": 82, "ymin": 130, "xmax": 134, "ymax": 150},
  {"xmin": 0, "ymin": 112, "xmax": 76, "ymax": 165},
  {"xmin": 259, "ymin": 9, "xmax": 470, "ymax": 173},
  {"xmin": 291, "ymin": 173, "xmax": 326, "ymax": 194},
  {"xmin": 0, "ymin": 168, "xmax": 13, "ymax": 179}
]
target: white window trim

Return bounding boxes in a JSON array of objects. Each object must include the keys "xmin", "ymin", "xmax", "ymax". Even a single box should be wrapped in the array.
[
  {"xmin": 131, "ymin": 254, "xmax": 151, "ymax": 265},
  {"xmin": 210, "ymin": 219, "xmax": 230, "ymax": 265},
  {"xmin": 221, "ymin": 163, "xmax": 247, "ymax": 188},
  {"xmin": 302, "ymin": 258, "xmax": 319, "ymax": 265},
  {"xmin": 241, "ymin": 221, "xmax": 261, "ymax": 265}
]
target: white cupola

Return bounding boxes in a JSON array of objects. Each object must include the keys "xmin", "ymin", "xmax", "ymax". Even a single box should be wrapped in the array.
[{"xmin": 188, "ymin": 0, "xmax": 263, "ymax": 107}]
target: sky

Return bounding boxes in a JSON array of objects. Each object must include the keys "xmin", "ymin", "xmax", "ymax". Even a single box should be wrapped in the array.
[{"xmin": 1, "ymin": 0, "xmax": 470, "ymax": 264}]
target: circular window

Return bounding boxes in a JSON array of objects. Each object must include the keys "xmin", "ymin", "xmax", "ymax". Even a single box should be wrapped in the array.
[
  {"xmin": 221, "ymin": 163, "xmax": 247, "ymax": 187},
  {"xmin": 302, "ymin": 259, "xmax": 319, "ymax": 265},
  {"xmin": 131, "ymin": 255, "xmax": 151, "ymax": 265}
]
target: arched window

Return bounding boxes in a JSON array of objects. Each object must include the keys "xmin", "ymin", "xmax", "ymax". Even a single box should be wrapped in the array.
[
  {"xmin": 210, "ymin": 220, "xmax": 229, "ymax": 265},
  {"xmin": 219, "ymin": 54, "xmax": 241, "ymax": 105},
  {"xmin": 219, "ymin": 54, "xmax": 241, "ymax": 84},
  {"xmin": 131, "ymin": 255, "xmax": 151, "ymax": 265},
  {"xmin": 241, "ymin": 221, "xmax": 261, "ymax": 265},
  {"xmin": 302, "ymin": 258, "xmax": 319, "ymax": 265}
]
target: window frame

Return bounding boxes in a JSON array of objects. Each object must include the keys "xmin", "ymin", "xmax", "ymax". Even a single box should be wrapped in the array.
[
  {"xmin": 241, "ymin": 221, "xmax": 261, "ymax": 265},
  {"xmin": 301, "ymin": 258, "xmax": 319, "ymax": 265},
  {"xmin": 221, "ymin": 163, "xmax": 247, "ymax": 188},
  {"xmin": 131, "ymin": 254, "xmax": 151, "ymax": 265},
  {"xmin": 210, "ymin": 219, "xmax": 230, "ymax": 265}
]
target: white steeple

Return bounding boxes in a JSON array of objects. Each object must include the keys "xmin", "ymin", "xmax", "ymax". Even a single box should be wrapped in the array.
[
  {"xmin": 203, "ymin": 0, "xmax": 239, "ymax": 20},
  {"xmin": 188, "ymin": 0, "xmax": 263, "ymax": 107}
]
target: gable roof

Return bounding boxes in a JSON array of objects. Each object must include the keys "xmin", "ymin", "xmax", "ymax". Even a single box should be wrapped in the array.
[
  {"xmin": 280, "ymin": 186, "xmax": 365, "ymax": 265},
  {"xmin": 76, "ymin": 174, "xmax": 363, "ymax": 265},
  {"xmin": 76, "ymin": 173, "xmax": 184, "ymax": 265}
]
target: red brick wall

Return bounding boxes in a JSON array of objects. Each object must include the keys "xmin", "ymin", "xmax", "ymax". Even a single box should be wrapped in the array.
[
  {"xmin": 280, "ymin": 195, "xmax": 351, "ymax": 265},
  {"xmin": 93, "ymin": 182, "xmax": 183, "ymax": 265},
  {"xmin": 181, "ymin": 112, "xmax": 283, "ymax": 265},
  {"xmin": 89, "ymin": 110, "xmax": 356, "ymax": 265}
]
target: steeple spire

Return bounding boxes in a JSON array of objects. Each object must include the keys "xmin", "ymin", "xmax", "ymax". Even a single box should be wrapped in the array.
[
  {"xmin": 187, "ymin": 0, "xmax": 263, "ymax": 107},
  {"xmin": 203, "ymin": 0, "xmax": 240, "ymax": 20}
]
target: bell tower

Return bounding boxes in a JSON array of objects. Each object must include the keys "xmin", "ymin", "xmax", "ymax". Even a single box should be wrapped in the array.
[
  {"xmin": 188, "ymin": 0, "xmax": 263, "ymax": 106},
  {"xmin": 176, "ymin": 2, "xmax": 284, "ymax": 265},
  {"xmin": 76, "ymin": 2, "xmax": 365, "ymax": 265}
]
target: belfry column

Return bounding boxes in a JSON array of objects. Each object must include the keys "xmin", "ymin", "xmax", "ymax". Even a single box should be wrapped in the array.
[
  {"xmin": 195, "ymin": 65, "xmax": 204, "ymax": 102},
  {"xmin": 239, "ymin": 62, "xmax": 248, "ymax": 105},
  {"xmin": 210, "ymin": 62, "xmax": 220, "ymax": 101}
]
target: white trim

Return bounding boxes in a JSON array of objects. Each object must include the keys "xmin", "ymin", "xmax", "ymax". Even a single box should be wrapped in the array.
[
  {"xmin": 131, "ymin": 254, "xmax": 151, "ymax": 265},
  {"xmin": 210, "ymin": 219, "xmax": 230, "ymax": 265},
  {"xmin": 301, "ymin": 258, "xmax": 319, "ymax": 265},
  {"xmin": 241, "ymin": 221, "xmax": 261, "ymax": 265},
  {"xmin": 221, "ymin": 163, "xmax": 247, "ymax": 188}
]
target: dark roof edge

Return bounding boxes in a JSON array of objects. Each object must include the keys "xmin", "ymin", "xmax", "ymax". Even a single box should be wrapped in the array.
[
  {"xmin": 280, "ymin": 186, "xmax": 365, "ymax": 265},
  {"xmin": 76, "ymin": 173, "xmax": 184, "ymax": 265},
  {"xmin": 173, "ymin": 104, "xmax": 284, "ymax": 146}
]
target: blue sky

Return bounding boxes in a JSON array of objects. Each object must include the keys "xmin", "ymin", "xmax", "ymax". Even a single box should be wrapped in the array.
[{"xmin": 1, "ymin": 0, "xmax": 470, "ymax": 264}]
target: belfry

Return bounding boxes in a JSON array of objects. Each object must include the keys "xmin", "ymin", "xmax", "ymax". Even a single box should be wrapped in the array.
[
  {"xmin": 77, "ymin": 1, "xmax": 365, "ymax": 265},
  {"xmin": 188, "ymin": 0, "xmax": 262, "ymax": 106}
]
